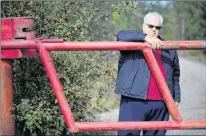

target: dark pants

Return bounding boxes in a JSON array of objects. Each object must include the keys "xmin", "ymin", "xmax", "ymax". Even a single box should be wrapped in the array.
[{"xmin": 117, "ymin": 96, "xmax": 169, "ymax": 136}]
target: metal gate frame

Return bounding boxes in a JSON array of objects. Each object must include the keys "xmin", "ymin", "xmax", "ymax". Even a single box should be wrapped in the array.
[{"xmin": 1, "ymin": 39, "xmax": 206, "ymax": 132}]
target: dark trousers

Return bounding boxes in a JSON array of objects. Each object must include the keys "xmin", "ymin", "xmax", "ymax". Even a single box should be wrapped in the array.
[{"xmin": 117, "ymin": 96, "xmax": 169, "ymax": 136}]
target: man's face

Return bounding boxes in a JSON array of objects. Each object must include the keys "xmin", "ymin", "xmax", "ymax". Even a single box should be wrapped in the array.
[{"xmin": 143, "ymin": 17, "xmax": 161, "ymax": 37}]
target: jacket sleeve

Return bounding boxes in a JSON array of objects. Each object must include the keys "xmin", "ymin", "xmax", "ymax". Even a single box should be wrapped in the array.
[
  {"xmin": 173, "ymin": 51, "xmax": 181, "ymax": 102},
  {"xmin": 117, "ymin": 30, "xmax": 145, "ymax": 55}
]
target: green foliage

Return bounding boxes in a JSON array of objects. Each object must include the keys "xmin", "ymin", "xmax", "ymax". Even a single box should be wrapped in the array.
[
  {"xmin": 13, "ymin": 51, "xmax": 113, "ymax": 135},
  {"xmin": 153, "ymin": 1, "xmax": 206, "ymax": 41},
  {"xmin": 110, "ymin": 1, "xmax": 154, "ymax": 35},
  {"xmin": 174, "ymin": 1, "xmax": 206, "ymax": 60},
  {"xmin": 1, "ymin": 1, "xmax": 118, "ymax": 135},
  {"xmin": 174, "ymin": 1, "xmax": 206, "ymax": 40}
]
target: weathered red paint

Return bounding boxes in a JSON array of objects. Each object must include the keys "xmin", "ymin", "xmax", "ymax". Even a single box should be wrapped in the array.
[
  {"xmin": 44, "ymin": 40, "xmax": 206, "ymax": 51},
  {"xmin": 75, "ymin": 121, "xmax": 206, "ymax": 131},
  {"xmin": 142, "ymin": 49, "xmax": 182, "ymax": 122},
  {"xmin": 1, "ymin": 17, "xmax": 36, "ymax": 59},
  {"xmin": 1, "ymin": 40, "xmax": 206, "ymax": 50},
  {"xmin": 0, "ymin": 60, "xmax": 15, "ymax": 135},
  {"xmin": 1, "ymin": 40, "xmax": 37, "ymax": 49},
  {"xmin": 0, "ymin": 17, "xmax": 36, "ymax": 135}
]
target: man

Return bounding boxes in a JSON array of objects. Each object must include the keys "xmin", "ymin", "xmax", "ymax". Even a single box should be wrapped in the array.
[{"xmin": 115, "ymin": 12, "xmax": 181, "ymax": 136}]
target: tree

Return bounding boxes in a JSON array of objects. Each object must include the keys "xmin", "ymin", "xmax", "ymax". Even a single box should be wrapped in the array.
[{"xmin": 175, "ymin": 1, "xmax": 206, "ymax": 40}]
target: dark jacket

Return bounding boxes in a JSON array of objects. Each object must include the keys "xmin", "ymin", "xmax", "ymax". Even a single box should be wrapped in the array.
[{"xmin": 115, "ymin": 30, "xmax": 181, "ymax": 102}]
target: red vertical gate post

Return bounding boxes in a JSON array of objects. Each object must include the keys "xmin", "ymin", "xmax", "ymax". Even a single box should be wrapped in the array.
[
  {"xmin": 142, "ymin": 49, "xmax": 182, "ymax": 122},
  {"xmin": 0, "ymin": 60, "xmax": 15, "ymax": 135},
  {"xmin": 0, "ymin": 17, "xmax": 36, "ymax": 135}
]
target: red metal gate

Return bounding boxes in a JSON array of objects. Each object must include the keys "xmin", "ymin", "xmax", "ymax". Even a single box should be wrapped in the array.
[
  {"xmin": 0, "ymin": 17, "xmax": 36, "ymax": 135},
  {"xmin": 1, "ymin": 39, "xmax": 206, "ymax": 133},
  {"xmin": 1, "ymin": 16, "xmax": 206, "ymax": 135}
]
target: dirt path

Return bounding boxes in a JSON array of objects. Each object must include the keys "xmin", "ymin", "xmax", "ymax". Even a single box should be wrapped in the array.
[{"xmin": 93, "ymin": 57, "xmax": 206, "ymax": 135}]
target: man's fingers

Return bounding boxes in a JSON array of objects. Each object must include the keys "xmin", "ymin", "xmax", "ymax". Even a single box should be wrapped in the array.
[
  {"xmin": 175, "ymin": 102, "xmax": 179, "ymax": 107},
  {"xmin": 148, "ymin": 38, "xmax": 163, "ymax": 50},
  {"xmin": 157, "ymin": 40, "xmax": 162, "ymax": 48},
  {"xmin": 158, "ymin": 39, "xmax": 163, "ymax": 46},
  {"xmin": 151, "ymin": 44, "xmax": 154, "ymax": 50},
  {"xmin": 160, "ymin": 40, "xmax": 163, "ymax": 46},
  {"xmin": 152, "ymin": 43, "xmax": 156, "ymax": 50},
  {"xmin": 154, "ymin": 40, "xmax": 160, "ymax": 49},
  {"xmin": 156, "ymin": 41, "xmax": 160, "ymax": 49}
]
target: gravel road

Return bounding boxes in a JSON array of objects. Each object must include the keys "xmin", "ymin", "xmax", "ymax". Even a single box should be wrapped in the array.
[{"xmin": 93, "ymin": 57, "xmax": 206, "ymax": 135}]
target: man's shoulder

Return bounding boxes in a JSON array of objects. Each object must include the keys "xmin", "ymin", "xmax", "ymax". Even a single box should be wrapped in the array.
[{"xmin": 117, "ymin": 30, "xmax": 143, "ymax": 33}]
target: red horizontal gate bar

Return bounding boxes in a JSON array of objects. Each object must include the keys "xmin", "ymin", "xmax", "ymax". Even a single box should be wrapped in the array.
[
  {"xmin": 1, "ymin": 40, "xmax": 206, "ymax": 50},
  {"xmin": 75, "ymin": 121, "xmax": 206, "ymax": 131}
]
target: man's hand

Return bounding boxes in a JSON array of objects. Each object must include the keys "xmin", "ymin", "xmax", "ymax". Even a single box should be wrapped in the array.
[
  {"xmin": 175, "ymin": 102, "xmax": 179, "ymax": 107},
  {"xmin": 144, "ymin": 35, "xmax": 163, "ymax": 50}
]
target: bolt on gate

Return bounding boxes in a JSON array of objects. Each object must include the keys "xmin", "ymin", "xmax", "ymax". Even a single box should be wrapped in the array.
[{"xmin": 1, "ymin": 17, "xmax": 206, "ymax": 135}]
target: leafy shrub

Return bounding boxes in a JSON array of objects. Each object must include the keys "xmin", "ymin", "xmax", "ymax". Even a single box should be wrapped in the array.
[{"xmin": 1, "ymin": 1, "xmax": 118, "ymax": 135}]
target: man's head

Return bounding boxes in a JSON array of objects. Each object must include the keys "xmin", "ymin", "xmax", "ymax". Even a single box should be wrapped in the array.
[{"xmin": 142, "ymin": 12, "xmax": 163, "ymax": 37}]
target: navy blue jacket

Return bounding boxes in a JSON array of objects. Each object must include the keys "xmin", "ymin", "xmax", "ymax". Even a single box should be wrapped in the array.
[{"xmin": 115, "ymin": 30, "xmax": 181, "ymax": 102}]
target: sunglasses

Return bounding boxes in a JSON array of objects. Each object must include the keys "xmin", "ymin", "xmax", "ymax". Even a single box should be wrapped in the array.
[{"xmin": 146, "ymin": 24, "xmax": 161, "ymax": 30}]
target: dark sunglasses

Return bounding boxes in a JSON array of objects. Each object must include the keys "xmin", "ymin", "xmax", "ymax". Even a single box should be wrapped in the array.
[{"xmin": 146, "ymin": 24, "xmax": 161, "ymax": 30}]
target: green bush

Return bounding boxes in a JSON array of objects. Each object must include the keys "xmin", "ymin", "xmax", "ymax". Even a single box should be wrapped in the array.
[
  {"xmin": 13, "ymin": 51, "xmax": 110, "ymax": 135},
  {"xmin": 1, "ymin": 1, "xmax": 118, "ymax": 135}
]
